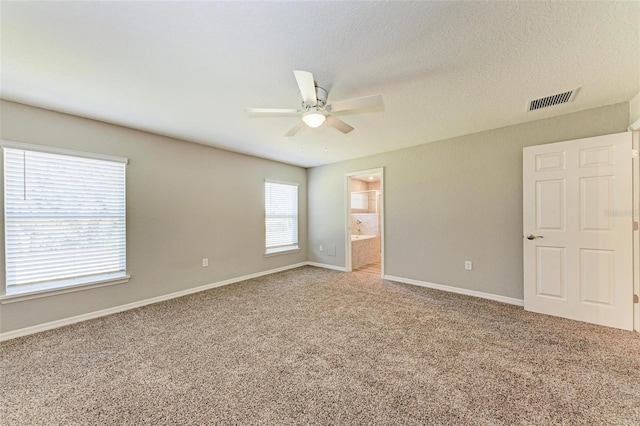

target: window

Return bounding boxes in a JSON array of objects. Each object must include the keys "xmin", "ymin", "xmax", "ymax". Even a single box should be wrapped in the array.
[
  {"xmin": 2, "ymin": 142, "xmax": 128, "ymax": 300},
  {"xmin": 264, "ymin": 180, "xmax": 299, "ymax": 255}
]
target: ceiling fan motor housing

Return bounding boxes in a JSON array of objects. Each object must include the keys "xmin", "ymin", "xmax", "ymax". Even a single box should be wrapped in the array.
[{"xmin": 303, "ymin": 86, "xmax": 328, "ymax": 110}]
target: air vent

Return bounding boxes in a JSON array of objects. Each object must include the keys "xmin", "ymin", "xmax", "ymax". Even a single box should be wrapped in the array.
[{"xmin": 528, "ymin": 88, "xmax": 579, "ymax": 111}]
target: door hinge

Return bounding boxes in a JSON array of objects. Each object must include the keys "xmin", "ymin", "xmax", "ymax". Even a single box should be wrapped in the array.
[
  {"xmin": 633, "ymin": 149, "xmax": 639, "ymax": 158},
  {"xmin": 634, "ymin": 221, "xmax": 639, "ymax": 231},
  {"xmin": 634, "ymin": 294, "xmax": 639, "ymax": 304}
]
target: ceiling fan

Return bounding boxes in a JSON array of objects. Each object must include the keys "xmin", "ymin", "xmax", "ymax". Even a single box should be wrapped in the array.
[{"xmin": 245, "ymin": 70, "xmax": 383, "ymax": 137}]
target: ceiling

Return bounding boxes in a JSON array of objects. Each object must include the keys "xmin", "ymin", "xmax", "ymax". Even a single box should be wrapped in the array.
[{"xmin": 1, "ymin": 1, "xmax": 638, "ymax": 168}]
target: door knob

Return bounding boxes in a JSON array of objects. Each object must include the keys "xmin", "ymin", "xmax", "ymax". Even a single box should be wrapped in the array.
[{"xmin": 526, "ymin": 234, "xmax": 544, "ymax": 240}]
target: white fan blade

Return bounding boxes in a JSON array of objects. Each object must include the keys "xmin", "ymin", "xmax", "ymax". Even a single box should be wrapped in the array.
[
  {"xmin": 326, "ymin": 115, "xmax": 354, "ymax": 134},
  {"xmin": 245, "ymin": 107, "xmax": 300, "ymax": 114},
  {"xmin": 293, "ymin": 70, "xmax": 317, "ymax": 104},
  {"xmin": 285, "ymin": 122, "xmax": 303, "ymax": 137},
  {"xmin": 327, "ymin": 94, "xmax": 383, "ymax": 112}
]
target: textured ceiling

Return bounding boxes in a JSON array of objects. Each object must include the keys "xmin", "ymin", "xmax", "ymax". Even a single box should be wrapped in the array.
[{"xmin": 1, "ymin": 1, "xmax": 639, "ymax": 167}]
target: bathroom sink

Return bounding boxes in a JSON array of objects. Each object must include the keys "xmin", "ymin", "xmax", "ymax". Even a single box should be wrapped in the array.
[{"xmin": 351, "ymin": 234, "xmax": 375, "ymax": 241}]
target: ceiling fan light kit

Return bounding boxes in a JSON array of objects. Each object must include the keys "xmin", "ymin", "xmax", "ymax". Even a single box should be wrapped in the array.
[
  {"xmin": 246, "ymin": 70, "xmax": 383, "ymax": 137},
  {"xmin": 302, "ymin": 110, "xmax": 326, "ymax": 128}
]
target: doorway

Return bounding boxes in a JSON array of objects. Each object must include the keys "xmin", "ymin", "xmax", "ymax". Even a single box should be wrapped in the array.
[{"xmin": 345, "ymin": 168, "xmax": 384, "ymax": 276}]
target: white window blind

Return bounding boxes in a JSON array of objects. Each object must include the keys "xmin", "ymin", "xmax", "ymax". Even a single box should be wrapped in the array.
[
  {"xmin": 265, "ymin": 181, "xmax": 299, "ymax": 254},
  {"xmin": 3, "ymin": 146, "xmax": 127, "ymax": 294}
]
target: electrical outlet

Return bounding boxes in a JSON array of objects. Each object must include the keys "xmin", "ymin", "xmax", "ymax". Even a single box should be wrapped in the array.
[
  {"xmin": 202, "ymin": 258, "xmax": 209, "ymax": 267},
  {"xmin": 464, "ymin": 261, "xmax": 472, "ymax": 271},
  {"xmin": 319, "ymin": 245, "xmax": 323, "ymax": 252}
]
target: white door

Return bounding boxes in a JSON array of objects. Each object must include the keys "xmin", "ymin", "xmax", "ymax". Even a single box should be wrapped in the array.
[{"xmin": 523, "ymin": 132, "xmax": 633, "ymax": 330}]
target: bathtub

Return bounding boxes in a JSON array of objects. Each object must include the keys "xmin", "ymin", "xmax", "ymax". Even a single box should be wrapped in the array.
[{"xmin": 351, "ymin": 234, "xmax": 376, "ymax": 241}]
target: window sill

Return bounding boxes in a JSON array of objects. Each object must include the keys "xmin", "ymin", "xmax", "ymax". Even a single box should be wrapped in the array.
[
  {"xmin": 0, "ymin": 273, "xmax": 130, "ymax": 304},
  {"xmin": 264, "ymin": 246, "xmax": 300, "ymax": 257}
]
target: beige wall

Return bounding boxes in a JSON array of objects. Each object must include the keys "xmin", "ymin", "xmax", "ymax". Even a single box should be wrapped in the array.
[
  {"xmin": 307, "ymin": 103, "xmax": 629, "ymax": 300},
  {"xmin": 0, "ymin": 100, "xmax": 307, "ymax": 333}
]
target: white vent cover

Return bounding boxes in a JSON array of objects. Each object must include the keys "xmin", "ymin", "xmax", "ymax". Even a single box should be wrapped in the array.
[{"xmin": 528, "ymin": 88, "xmax": 579, "ymax": 111}]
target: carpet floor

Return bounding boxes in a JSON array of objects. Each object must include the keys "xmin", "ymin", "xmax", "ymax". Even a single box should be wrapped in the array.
[{"xmin": 1, "ymin": 266, "xmax": 639, "ymax": 425}]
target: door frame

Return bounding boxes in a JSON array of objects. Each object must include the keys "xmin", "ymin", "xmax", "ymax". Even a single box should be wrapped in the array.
[
  {"xmin": 633, "ymin": 131, "xmax": 639, "ymax": 332},
  {"xmin": 344, "ymin": 168, "xmax": 385, "ymax": 276}
]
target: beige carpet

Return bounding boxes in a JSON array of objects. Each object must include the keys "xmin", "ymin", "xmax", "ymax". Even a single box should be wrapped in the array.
[{"xmin": 1, "ymin": 266, "xmax": 639, "ymax": 425}]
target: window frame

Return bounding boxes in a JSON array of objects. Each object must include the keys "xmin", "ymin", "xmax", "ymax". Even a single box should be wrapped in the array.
[
  {"xmin": 264, "ymin": 179, "xmax": 300, "ymax": 256},
  {"xmin": 0, "ymin": 140, "xmax": 130, "ymax": 303}
]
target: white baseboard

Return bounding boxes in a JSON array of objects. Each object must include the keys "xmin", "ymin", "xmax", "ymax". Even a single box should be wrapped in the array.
[
  {"xmin": 0, "ymin": 262, "xmax": 307, "ymax": 342},
  {"xmin": 1, "ymin": 264, "xmax": 523, "ymax": 341},
  {"xmin": 306, "ymin": 262, "xmax": 348, "ymax": 272},
  {"xmin": 383, "ymin": 275, "xmax": 524, "ymax": 306}
]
